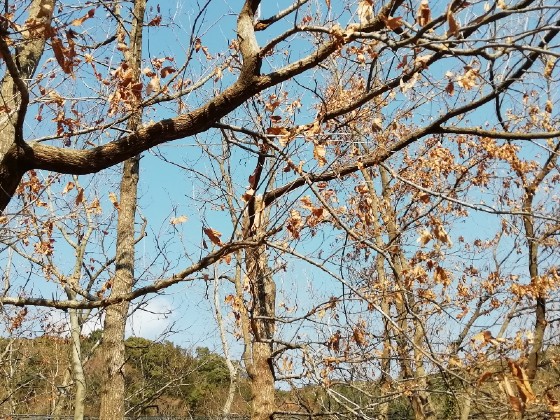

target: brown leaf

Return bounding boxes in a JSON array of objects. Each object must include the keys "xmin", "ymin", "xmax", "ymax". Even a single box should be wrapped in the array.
[
  {"xmin": 51, "ymin": 37, "xmax": 68, "ymax": 73},
  {"xmin": 75, "ymin": 187, "xmax": 84, "ymax": 205},
  {"xmin": 544, "ymin": 58, "xmax": 556, "ymax": 79},
  {"xmin": 457, "ymin": 67, "xmax": 479, "ymax": 90},
  {"xmin": 241, "ymin": 188, "xmax": 255, "ymax": 202},
  {"xmin": 445, "ymin": 80, "xmax": 455, "ymax": 95},
  {"xmin": 203, "ymin": 227, "xmax": 224, "ymax": 246},
  {"xmin": 327, "ymin": 331, "xmax": 341, "ymax": 352},
  {"xmin": 501, "ymin": 375, "xmax": 524, "ymax": 412},
  {"xmin": 417, "ymin": 0, "xmax": 431, "ymax": 26},
  {"xmin": 143, "ymin": 67, "xmax": 156, "ymax": 77},
  {"xmin": 286, "ymin": 210, "xmax": 303, "ymax": 239},
  {"xmin": 108, "ymin": 192, "xmax": 119, "ymax": 209},
  {"xmin": 62, "ymin": 181, "xmax": 75, "ymax": 194},
  {"xmin": 148, "ymin": 15, "xmax": 162, "ymax": 26},
  {"xmin": 477, "ymin": 371, "xmax": 494, "ymax": 385},
  {"xmin": 447, "ymin": 10, "xmax": 460, "ymax": 37},
  {"xmin": 434, "ymin": 266, "xmax": 451, "ymax": 286},
  {"xmin": 313, "ymin": 143, "xmax": 327, "ymax": 167},
  {"xmin": 417, "ymin": 230, "xmax": 432, "ymax": 246},
  {"xmin": 146, "ymin": 77, "xmax": 161, "ymax": 95},
  {"xmin": 352, "ymin": 321, "xmax": 367, "ymax": 346},
  {"xmin": 508, "ymin": 359, "xmax": 535, "ymax": 405},
  {"xmin": 71, "ymin": 8, "xmax": 95, "ymax": 26},
  {"xmin": 267, "ymin": 127, "xmax": 290, "ymax": 136},
  {"xmin": 382, "ymin": 16, "xmax": 403, "ymax": 30},
  {"xmin": 160, "ymin": 66, "xmax": 176, "ymax": 78},
  {"xmin": 358, "ymin": 0, "xmax": 374, "ymax": 25}
]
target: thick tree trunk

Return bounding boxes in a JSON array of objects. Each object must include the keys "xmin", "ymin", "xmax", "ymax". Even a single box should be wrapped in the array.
[
  {"xmin": 243, "ymin": 196, "xmax": 276, "ymax": 420},
  {"xmin": 246, "ymin": 245, "xmax": 276, "ymax": 420},
  {"xmin": 0, "ymin": 0, "xmax": 55, "ymax": 209},
  {"xmin": 99, "ymin": 2, "xmax": 145, "ymax": 418},
  {"xmin": 98, "ymin": 155, "xmax": 140, "ymax": 419}
]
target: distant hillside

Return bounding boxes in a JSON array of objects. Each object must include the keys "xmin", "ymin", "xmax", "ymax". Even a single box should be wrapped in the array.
[{"xmin": 0, "ymin": 333, "xmax": 250, "ymax": 417}]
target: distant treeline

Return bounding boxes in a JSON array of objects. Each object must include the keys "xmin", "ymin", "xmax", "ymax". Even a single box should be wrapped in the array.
[{"xmin": 0, "ymin": 333, "xmax": 251, "ymax": 418}]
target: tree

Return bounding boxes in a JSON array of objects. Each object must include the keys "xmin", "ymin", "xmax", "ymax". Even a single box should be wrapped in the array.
[{"xmin": 1, "ymin": 0, "xmax": 560, "ymax": 419}]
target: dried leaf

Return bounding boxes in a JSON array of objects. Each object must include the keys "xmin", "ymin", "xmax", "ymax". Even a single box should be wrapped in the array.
[
  {"xmin": 286, "ymin": 209, "xmax": 303, "ymax": 239},
  {"xmin": 432, "ymin": 221, "xmax": 452, "ymax": 246},
  {"xmin": 447, "ymin": 10, "xmax": 460, "ymax": 37},
  {"xmin": 508, "ymin": 359, "xmax": 535, "ymax": 404},
  {"xmin": 146, "ymin": 76, "xmax": 161, "ymax": 95},
  {"xmin": 300, "ymin": 196, "xmax": 314, "ymax": 210},
  {"xmin": 203, "ymin": 227, "xmax": 224, "ymax": 246},
  {"xmin": 501, "ymin": 376, "xmax": 523, "ymax": 412},
  {"xmin": 445, "ymin": 80, "xmax": 455, "ymax": 95},
  {"xmin": 382, "ymin": 16, "xmax": 403, "ymax": 30},
  {"xmin": 457, "ymin": 67, "xmax": 479, "ymax": 90},
  {"xmin": 544, "ymin": 58, "xmax": 556, "ymax": 79},
  {"xmin": 477, "ymin": 371, "xmax": 494, "ymax": 385},
  {"xmin": 160, "ymin": 66, "xmax": 176, "ymax": 78},
  {"xmin": 71, "ymin": 8, "xmax": 95, "ymax": 26},
  {"xmin": 75, "ymin": 187, "xmax": 84, "ymax": 205},
  {"xmin": 358, "ymin": 0, "xmax": 374, "ymax": 25},
  {"xmin": 327, "ymin": 330, "xmax": 341, "ymax": 352},
  {"xmin": 313, "ymin": 143, "xmax": 327, "ymax": 167},
  {"xmin": 108, "ymin": 192, "xmax": 119, "ymax": 209},
  {"xmin": 143, "ymin": 67, "xmax": 156, "ymax": 77},
  {"xmin": 267, "ymin": 127, "xmax": 290, "ymax": 136},
  {"xmin": 51, "ymin": 37, "xmax": 69, "ymax": 73},
  {"xmin": 170, "ymin": 215, "xmax": 188, "ymax": 225},
  {"xmin": 62, "ymin": 181, "xmax": 75, "ymax": 194},
  {"xmin": 434, "ymin": 266, "xmax": 451, "ymax": 286},
  {"xmin": 352, "ymin": 322, "xmax": 367, "ymax": 346},
  {"xmin": 417, "ymin": 230, "xmax": 432, "ymax": 246},
  {"xmin": 417, "ymin": 0, "xmax": 431, "ymax": 26},
  {"xmin": 148, "ymin": 15, "xmax": 162, "ymax": 26}
]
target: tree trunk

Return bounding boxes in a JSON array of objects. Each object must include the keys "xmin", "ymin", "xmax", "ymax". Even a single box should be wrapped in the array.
[
  {"xmin": 378, "ymin": 168, "xmax": 436, "ymax": 420},
  {"xmin": 99, "ymin": 1, "xmax": 145, "ymax": 418},
  {"xmin": 68, "ymin": 307, "xmax": 86, "ymax": 420},
  {"xmin": 524, "ymin": 192, "xmax": 545, "ymax": 382},
  {"xmin": 243, "ymin": 196, "xmax": 276, "ymax": 420},
  {"xmin": 0, "ymin": 0, "xmax": 55, "ymax": 209},
  {"xmin": 98, "ymin": 155, "xmax": 140, "ymax": 420}
]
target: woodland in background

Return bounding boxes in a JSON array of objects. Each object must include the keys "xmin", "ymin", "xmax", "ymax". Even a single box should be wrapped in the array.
[
  {"xmin": 5, "ymin": 335, "xmax": 560, "ymax": 419},
  {"xmin": 0, "ymin": 335, "xmax": 245, "ymax": 418},
  {"xmin": 1, "ymin": 0, "xmax": 560, "ymax": 419}
]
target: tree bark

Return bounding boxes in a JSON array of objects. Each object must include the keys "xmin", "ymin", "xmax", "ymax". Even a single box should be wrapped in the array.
[
  {"xmin": 244, "ymin": 194, "xmax": 276, "ymax": 420},
  {"xmin": 0, "ymin": 0, "xmax": 55, "ymax": 208},
  {"xmin": 68, "ymin": 307, "xmax": 86, "ymax": 420},
  {"xmin": 99, "ymin": 1, "xmax": 145, "ymax": 418}
]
